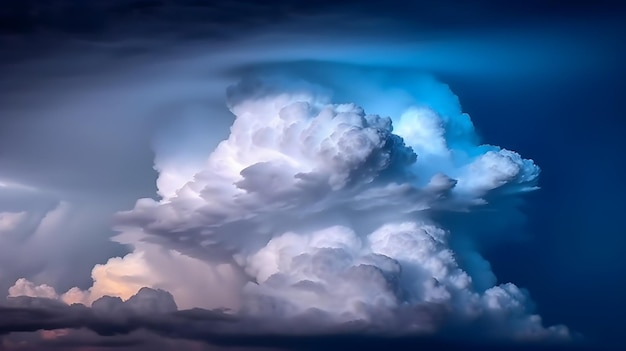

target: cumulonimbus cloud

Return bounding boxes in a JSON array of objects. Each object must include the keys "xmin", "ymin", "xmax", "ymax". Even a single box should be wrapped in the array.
[
  {"xmin": 2, "ymin": 3, "xmax": 624, "ymax": 349},
  {"xmin": 5, "ymin": 72, "xmax": 572, "ymax": 347}
]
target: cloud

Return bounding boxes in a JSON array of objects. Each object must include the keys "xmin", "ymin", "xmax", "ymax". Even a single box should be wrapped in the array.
[
  {"xmin": 0, "ymin": 288, "xmax": 579, "ymax": 351},
  {"xmin": 5, "ymin": 75, "xmax": 561, "ymax": 347},
  {"xmin": 0, "ymin": 196, "xmax": 130, "ymax": 300},
  {"xmin": 1, "ymin": 329, "xmax": 215, "ymax": 351},
  {"xmin": 1, "ymin": 288, "xmax": 184, "ymax": 339},
  {"xmin": 2, "ymin": 3, "xmax": 623, "ymax": 349},
  {"xmin": 8, "ymin": 279, "xmax": 58, "ymax": 300}
]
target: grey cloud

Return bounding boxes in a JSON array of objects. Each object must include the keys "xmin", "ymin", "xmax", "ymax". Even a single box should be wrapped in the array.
[
  {"xmin": 1, "ymin": 288, "xmax": 194, "ymax": 337},
  {"xmin": 0, "ymin": 299, "xmax": 588, "ymax": 351},
  {"xmin": 0, "ymin": 196, "xmax": 129, "ymax": 296},
  {"xmin": 1, "ymin": 328, "xmax": 220, "ymax": 351},
  {"xmin": 0, "ymin": 292, "xmax": 540, "ymax": 350}
]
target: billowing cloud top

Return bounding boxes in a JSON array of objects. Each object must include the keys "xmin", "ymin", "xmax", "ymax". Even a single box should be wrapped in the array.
[
  {"xmin": 2, "ymin": 74, "xmax": 566, "ymax": 345},
  {"xmin": 0, "ymin": 51, "xmax": 571, "ymax": 350}
]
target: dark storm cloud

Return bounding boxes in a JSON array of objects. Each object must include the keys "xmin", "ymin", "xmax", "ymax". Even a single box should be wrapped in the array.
[
  {"xmin": 1, "ymin": 0, "xmax": 622, "ymax": 38},
  {"xmin": 0, "ymin": 289, "xmax": 595, "ymax": 351},
  {"xmin": 1, "ymin": 330, "xmax": 220, "ymax": 351},
  {"xmin": 1, "ymin": 1, "xmax": 623, "ymax": 71},
  {"xmin": 0, "ymin": 288, "xmax": 226, "ymax": 337}
]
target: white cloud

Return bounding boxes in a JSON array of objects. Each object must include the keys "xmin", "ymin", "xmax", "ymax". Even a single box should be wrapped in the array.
[
  {"xmin": 5, "ymin": 73, "xmax": 563, "ymax": 341},
  {"xmin": 31, "ymin": 77, "xmax": 562, "ymax": 340},
  {"xmin": 8, "ymin": 278, "xmax": 58, "ymax": 300}
]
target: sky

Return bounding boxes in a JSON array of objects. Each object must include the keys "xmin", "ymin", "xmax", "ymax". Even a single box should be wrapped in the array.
[{"xmin": 1, "ymin": 1, "xmax": 625, "ymax": 350}]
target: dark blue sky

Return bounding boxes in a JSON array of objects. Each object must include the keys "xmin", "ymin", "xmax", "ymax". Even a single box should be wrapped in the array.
[
  {"xmin": 456, "ymin": 67, "xmax": 626, "ymax": 343},
  {"xmin": 1, "ymin": 1, "xmax": 625, "ymax": 350}
]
